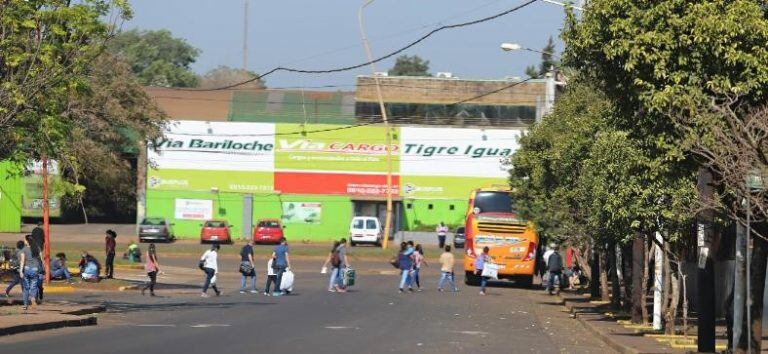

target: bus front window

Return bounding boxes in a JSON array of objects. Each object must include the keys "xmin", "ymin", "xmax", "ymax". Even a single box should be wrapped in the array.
[{"xmin": 473, "ymin": 192, "xmax": 513, "ymax": 214}]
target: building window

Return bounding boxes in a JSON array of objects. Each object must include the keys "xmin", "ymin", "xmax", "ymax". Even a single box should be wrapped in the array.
[
  {"xmin": 449, "ymin": 205, "xmax": 455, "ymax": 210},
  {"xmin": 406, "ymin": 203, "xmax": 413, "ymax": 209},
  {"xmin": 428, "ymin": 204, "xmax": 434, "ymax": 210}
]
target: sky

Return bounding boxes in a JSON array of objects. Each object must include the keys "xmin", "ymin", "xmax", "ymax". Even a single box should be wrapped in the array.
[{"xmin": 123, "ymin": 0, "xmax": 570, "ymax": 89}]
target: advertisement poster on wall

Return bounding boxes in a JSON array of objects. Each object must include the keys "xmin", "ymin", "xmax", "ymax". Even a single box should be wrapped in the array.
[
  {"xmin": 22, "ymin": 160, "xmax": 62, "ymax": 218},
  {"xmin": 282, "ymin": 202, "xmax": 322, "ymax": 224},
  {"xmin": 174, "ymin": 199, "xmax": 213, "ymax": 220}
]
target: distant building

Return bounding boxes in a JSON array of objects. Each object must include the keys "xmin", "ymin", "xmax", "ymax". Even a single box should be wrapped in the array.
[{"xmin": 140, "ymin": 75, "xmax": 558, "ymax": 240}]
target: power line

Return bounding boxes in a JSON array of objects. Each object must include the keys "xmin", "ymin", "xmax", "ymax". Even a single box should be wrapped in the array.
[{"xmin": 169, "ymin": 0, "xmax": 539, "ymax": 92}]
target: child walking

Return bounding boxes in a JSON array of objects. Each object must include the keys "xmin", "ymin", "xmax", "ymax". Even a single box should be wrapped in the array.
[{"xmin": 263, "ymin": 257, "xmax": 277, "ymax": 296}]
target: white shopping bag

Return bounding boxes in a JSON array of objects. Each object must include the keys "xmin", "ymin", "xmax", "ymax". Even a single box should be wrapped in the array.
[
  {"xmin": 210, "ymin": 275, "xmax": 217, "ymax": 284},
  {"xmin": 280, "ymin": 270, "xmax": 295, "ymax": 291},
  {"xmin": 481, "ymin": 263, "xmax": 500, "ymax": 280}
]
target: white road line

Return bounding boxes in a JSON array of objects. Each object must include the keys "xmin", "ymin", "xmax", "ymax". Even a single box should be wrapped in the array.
[
  {"xmin": 324, "ymin": 326, "xmax": 353, "ymax": 330},
  {"xmin": 190, "ymin": 324, "xmax": 232, "ymax": 328}
]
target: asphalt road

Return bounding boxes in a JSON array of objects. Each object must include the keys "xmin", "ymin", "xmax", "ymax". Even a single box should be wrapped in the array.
[{"xmin": 1, "ymin": 259, "xmax": 611, "ymax": 354}]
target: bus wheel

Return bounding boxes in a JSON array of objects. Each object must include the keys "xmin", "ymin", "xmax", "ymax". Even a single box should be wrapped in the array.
[{"xmin": 465, "ymin": 271, "xmax": 480, "ymax": 286}]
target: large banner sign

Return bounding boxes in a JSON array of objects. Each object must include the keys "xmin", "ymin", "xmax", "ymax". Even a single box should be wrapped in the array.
[
  {"xmin": 148, "ymin": 121, "xmax": 522, "ymax": 199},
  {"xmin": 174, "ymin": 199, "xmax": 213, "ymax": 220},
  {"xmin": 282, "ymin": 202, "xmax": 322, "ymax": 224}
]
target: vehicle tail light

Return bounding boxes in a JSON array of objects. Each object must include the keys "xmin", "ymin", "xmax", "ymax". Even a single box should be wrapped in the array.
[{"xmin": 521, "ymin": 242, "xmax": 536, "ymax": 261}]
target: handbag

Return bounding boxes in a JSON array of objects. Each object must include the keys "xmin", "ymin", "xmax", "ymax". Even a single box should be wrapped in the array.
[
  {"xmin": 389, "ymin": 256, "xmax": 399, "ymax": 269},
  {"xmin": 239, "ymin": 262, "xmax": 254, "ymax": 275},
  {"xmin": 198, "ymin": 260, "xmax": 205, "ymax": 270}
]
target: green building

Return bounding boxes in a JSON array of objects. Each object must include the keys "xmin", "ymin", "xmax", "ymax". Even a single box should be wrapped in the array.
[{"xmin": 0, "ymin": 162, "xmax": 22, "ymax": 233}]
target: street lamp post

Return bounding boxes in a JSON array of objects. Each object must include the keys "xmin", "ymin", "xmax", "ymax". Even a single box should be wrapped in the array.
[
  {"xmin": 359, "ymin": 0, "xmax": 393, "ymax": 250},
  {"xmin": 500, "ymin": 42, "xmax": 556, "ymax": 57}
]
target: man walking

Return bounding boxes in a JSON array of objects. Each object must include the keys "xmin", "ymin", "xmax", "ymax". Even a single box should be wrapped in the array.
[
  {"xmin": 436, "ymin": 222, "xmax": 448, "ymax": 249},
  {"xmin": 546, "ymin": 245, "xmax": 563, "ymax": 295},
  {"xmin": 239, "ymin": 239, "xmax": 257, "ymax": 294},
  {"xmin": 437, "ymin": 245, "xmax": 458, "ymax": 292},
  {"xmin": 271, "ymin": 237, "xmax": 290, "ymax": 296},
  {"xmin": 104, "ymin": 230, "xmax": 117, "ymax": 279}
]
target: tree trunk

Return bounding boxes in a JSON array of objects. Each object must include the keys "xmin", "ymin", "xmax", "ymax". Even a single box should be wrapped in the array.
[
  {"xmin": 662, "ymin": 242, "xmax": 672, "ymax": 331},
  {"xmin": 610, "ymin": 240, "xmax": 621, "ymax": 308},
  {"xmin": 665, "ymin": 268, "xmax": 680, "ymax": 335},
  {"xmin": 744, "ymin": 223, "xmax": 768, "ymax": 353},
  {"xmin": 696, "ymin": 167, "xmax": 717, "ymax": 352},
  {"xmin": 600, "ymin": 243, "xmax": 610, "ymax": 302},
  {"xmin": 632, "ymin": 233, "xmax": 645, "ymax": 323},
  {"xmin": 642, "ymin": 237, "xmax": 653, "ymax": 325},
  {"xmin": 591, "ymin": 245, "xmax": 601, "ymax": 299}
]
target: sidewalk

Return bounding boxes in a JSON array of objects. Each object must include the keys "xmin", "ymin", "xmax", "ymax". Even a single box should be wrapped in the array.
[
  {"xmin": 0, "ymin": 301, "xmax": 104, "ymax": 336},
  {"xmin": 557, "ymin": 292, "xmax": 686, "ymax": 354}
]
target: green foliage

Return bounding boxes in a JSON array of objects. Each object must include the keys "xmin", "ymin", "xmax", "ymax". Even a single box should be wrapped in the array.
[
  {"xmin": 108, "ymin": 29, "xmax": 201, "ymax": 87},
  {"xmin": 525, "ymin": 36, "xmax": 559, "ymax": 78},
  {"xmin": 388, "ymin": 55, "xmax": 431, "ymax": 77},
  {"xmin": 200, "ymin": 65, "xmax": 265, "ymax": 89}
]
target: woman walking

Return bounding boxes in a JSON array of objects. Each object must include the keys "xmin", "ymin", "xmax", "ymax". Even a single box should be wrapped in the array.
[
  {"xmin": 5, "ymin": 241, "xmax": 24, "ymax": 298},
  {"xmin": 322, "ymin": 241, "xmax": 341, "ymax": 292},
  {"xmin": 20, "ymin": 235, "xmax": 41, "ymax": 310},
  {"xmin": 475, "ymin": 246, "xmax": 492, "ymax": 295},
  {"xmin": 200, "ymin": 244, "xmax": 221, "ymax": 297},
  {"xmin": 142, "ymin": 244, "xmax": 159, "ymax": 296},
  {"xmin": 412, "ymin": 244, "xmax": 427, "ymax": 292}
]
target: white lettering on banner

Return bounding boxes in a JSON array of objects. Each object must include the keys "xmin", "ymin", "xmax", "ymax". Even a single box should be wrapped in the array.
[{"xmin": 346, "ymin": 183, "xmax": 399, "ymax": 196}]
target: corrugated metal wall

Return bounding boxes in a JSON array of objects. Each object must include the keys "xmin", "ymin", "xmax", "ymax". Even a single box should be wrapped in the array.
[{"xmin": 0, "ymin": 162, "xmax": 22, "ymax": 232}]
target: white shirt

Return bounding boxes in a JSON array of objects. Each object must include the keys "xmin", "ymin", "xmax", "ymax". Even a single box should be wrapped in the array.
[
  {"xmin": 437, "ymin": 225, "xmax": 448, "ymax": 236},
  {"xmin": 267, "ymin": 258, "xmax": 276, "ymax": 276},
  {"xmin": 201, "ymin": 250, "xmax": 218, "ymax": 271}
]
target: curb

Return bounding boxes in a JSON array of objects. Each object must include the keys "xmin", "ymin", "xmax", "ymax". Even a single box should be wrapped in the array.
[
  {"xmin": 0, "ymin": 316, "xmax": 97, "ymax": 336},
  {"xmin": 557, "ymin": 294, "xmax": 642, "ymax": 354}
]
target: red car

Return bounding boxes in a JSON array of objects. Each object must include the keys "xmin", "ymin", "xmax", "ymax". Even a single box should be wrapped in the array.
[
  {"xmin": 200, "ymin": 220, "xmax": 233, "ymax": 244},
  {"xmin": 253, "ymin": 218, "xmax": 284, "ymax": 244}
]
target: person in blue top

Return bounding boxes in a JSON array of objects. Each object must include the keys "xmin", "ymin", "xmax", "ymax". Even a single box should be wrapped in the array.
[
  {"xmin": 270, "ymin": 237, "xmax": 291, "ymax": 296},
  {"xmin": 398, "ymin": 242, "xmax": 414, "ymax": 293},
  {"xmin": 474, "ymin": 246, "xmax": 492, "ymax": 295}
]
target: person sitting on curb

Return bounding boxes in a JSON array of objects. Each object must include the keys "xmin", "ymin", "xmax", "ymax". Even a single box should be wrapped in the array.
[
  {"xmin": 78, "ymin": 251, "xmax": 101, "ymax": 282},
  {"xmin": 50, "ymin": 253, "xmax": 74, "ymax": 283}
]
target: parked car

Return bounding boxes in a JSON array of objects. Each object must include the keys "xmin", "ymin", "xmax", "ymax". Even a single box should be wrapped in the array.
[
  {"xmin": 453, "ymin": 226, "xmax": 465, "ymax": 248},
  {"xmin": 138, "ymin": 217, "xmax": 175, "ymax": 243},
  {"xmin": 253, "ymin": 218, "xmax": 284, "ymax": 244},
  {"xmin": 349, "ymin": 216, "xmax": 382, "ymax": 247},
  {"xmin": 200, "ymin": 220, "xmax": 233, "ymax": 244}
]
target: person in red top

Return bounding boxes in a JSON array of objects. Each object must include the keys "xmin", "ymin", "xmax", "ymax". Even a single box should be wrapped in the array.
[{"xmin": 105, "ymin": 230, "xmax": 117, "ymax": 279}]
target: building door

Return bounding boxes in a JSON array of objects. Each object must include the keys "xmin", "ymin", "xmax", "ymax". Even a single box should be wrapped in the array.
[{"xmin": 242, "ymin": 194, "xmax": 253, "ymax": 239}]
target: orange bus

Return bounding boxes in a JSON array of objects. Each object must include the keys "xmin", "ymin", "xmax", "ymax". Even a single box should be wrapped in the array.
[{"xmin": 463, "ymin": 186, "xmax": 538, "ymax": 287}]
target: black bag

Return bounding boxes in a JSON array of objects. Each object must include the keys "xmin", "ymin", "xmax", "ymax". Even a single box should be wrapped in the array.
[
  {"xmin": 389, "ymin": 255, "xmax": 399, "ymax": 269},
  {"xmin": 239, "ymin": 262, "xmax": 254, "ymax": 275},
  {"xmin": 198, "ymin": 260, "xmax": 205, "ymax": 270}
]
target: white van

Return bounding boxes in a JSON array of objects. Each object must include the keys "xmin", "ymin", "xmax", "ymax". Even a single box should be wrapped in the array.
[{"xmin": 349, "ymin": 217, "xmax": 382, "ymax": 246}]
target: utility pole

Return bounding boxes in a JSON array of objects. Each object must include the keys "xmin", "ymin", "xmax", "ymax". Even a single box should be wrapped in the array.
[
  {"xmin": 652, "ymin": 232, "xmax": 664, "ymax": 330},
  {"xmin": 242, "ymin": 0, "xmax": 249, "ymax": 71},
  {"xmin": 42, "ymin": 157, "xmax": 51, "ymax": 283},
  {"xmin": 696, "ymin": 168, "xmax": 716, "ymax": 352},
  {"xmin": 359, "ymin": 0, "xmax": 393, "ymax": 250}
]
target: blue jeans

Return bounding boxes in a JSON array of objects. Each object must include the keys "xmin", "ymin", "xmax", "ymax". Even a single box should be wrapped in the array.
[
  {"xmin": 5, "ymin": 271, "xmax": 21, "ymax": 294},
  {"xmin": 52, "ymin": 267, "xmax": 72, "ymax": 281},
  {"xmin": 240, "ymin": 273, "xmax": 256, "ymax": 291},
  {"xmin": 202, "ymin": 268, "xmax": 218, "ymax": 294},
  {"xmin": 477, "ymin": 270, "xmax": 488, "ymax": 293},
  {"xmin": 399, "ymin": 269, "xmax": 412, "ymax": 290},
  {"xmin": 328, "ymin": 267, "xmax": 342, "ymax": 290},
  {"xmin": 547, "ymin": 271, "xmax": 561, "ymax": 293},
  {"xmin": 22, "ymin": 266, "xmax": 39, "ymax": 306},
  {"xmin": 438, "ymin": 271, "xmax": 457, "ymax": 291}
]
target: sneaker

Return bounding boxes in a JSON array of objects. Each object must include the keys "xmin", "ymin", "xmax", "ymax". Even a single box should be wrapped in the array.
[
  {"xmin": 408, "ymin": 288, "xmax": 414, "ymax": 293},
  {"xmin": 417, "ymin": 288, "xmax": 423, "ymax": 292},
  {"xmin": 272, "ymin": 292, "xmax": 281, "ymax": 297},
  {"xmin": 479, "ymin": 291, "xmax": 486, "ymax": 295},
  {"xmin": 249, "ymin": 290, "xmax": 258, "ymax": 294},
  {"xmin": 201, "ymin": 293, "xmax": 209, "ymax": 298},
  {"xmin": 240, "ymin": 290, "xmax": 246, "ymax": 294},
  {"xmin": 3, "ymin": 292, "xmax": 9, "ymax": 298},
  {"xmin": 263, "ymin": 292, "xmax": 270, "ymax": 296},
  {"xmin": 438, "ymin": 288, "xmax": 444, "ymax": 292},
  {"xmin": 398, "ymin": 289, "xmax": 404, "ymax": 293},
  {"xmin": 215, "ymin": 290, "xmax": 221, "ymax": 297},
  {"xmin": 328, "ymin": 288, "xmax": 336, "ymax": 292}
]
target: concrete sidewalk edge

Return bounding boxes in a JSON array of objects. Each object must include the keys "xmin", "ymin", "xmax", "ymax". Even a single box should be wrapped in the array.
[
  {"xmin": 557, "ymin": 293, "xmax": 646, "ymax": 354},
  {"xmin": 0, "ymin": 316, "xmax": 97, "ymax": 336}
]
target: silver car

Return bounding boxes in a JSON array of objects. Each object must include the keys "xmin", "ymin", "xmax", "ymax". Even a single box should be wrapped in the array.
[{"xmin": 139, "ymin": 217, "xmax": 175, "ymax": 243}]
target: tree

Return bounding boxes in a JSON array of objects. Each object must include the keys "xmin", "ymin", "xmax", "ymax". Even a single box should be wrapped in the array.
[
  {"xmin": 388, "ymin": 55, "xmax": 431, "ymax": 76},
  {"xmin": 525, "ymin": 36, "xmax": 559, "ymax": 78},
  {"xmin": 200, "ymin": 65, "xmax": 266, "ymax": 89},
  {"xmin": 562, "ymin": 0, "xmax": 768, "ymax": 350},
  {"xmin": 108, "ymin": 29, "xmax": 201, "ymax": 87}
]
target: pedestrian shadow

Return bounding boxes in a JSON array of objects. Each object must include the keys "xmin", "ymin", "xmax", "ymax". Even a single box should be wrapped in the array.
[{"xmin": 103, "ymin": 300, "xmax": 276, "ymax": 314}]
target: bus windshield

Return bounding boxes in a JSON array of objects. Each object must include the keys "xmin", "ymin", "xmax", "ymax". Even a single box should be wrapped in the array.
[{"xmin": 474, "ymin": 191, "xmax": 513, "ymax": 214}]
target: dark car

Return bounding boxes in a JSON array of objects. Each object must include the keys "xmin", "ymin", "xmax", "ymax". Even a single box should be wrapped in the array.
[
  {"xmin": 453, "ymin": 226, "xmax": 465, "ymax": 248},
  {"xmin": 139, "ymin": 217, "xmax": 175, "ymax": 243}
]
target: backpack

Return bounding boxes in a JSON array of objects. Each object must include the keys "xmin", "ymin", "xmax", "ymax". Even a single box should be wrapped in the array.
[
  {"xmin": 548, "ymin": 252, "xmax": 563, "ymax": 272},
  {"xmin": 330, "ymin": 250, "xmax": 341, "ymax": 267}
]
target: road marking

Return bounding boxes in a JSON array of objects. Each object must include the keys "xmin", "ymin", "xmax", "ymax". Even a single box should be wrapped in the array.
[
  {"xmin": 324, "ymin": 326, "xmax": 355, "ymax": 330},
  {"xmin": 136, "ymin": 324, "xmax": 176, "ymax": 327},
  {"xmin": 190, "ymin": 324, "xmax": 232, "ymax": 328},
  {"xmin": 454, "ymin": 330, "xmax": 489, "ymax": 336}
]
